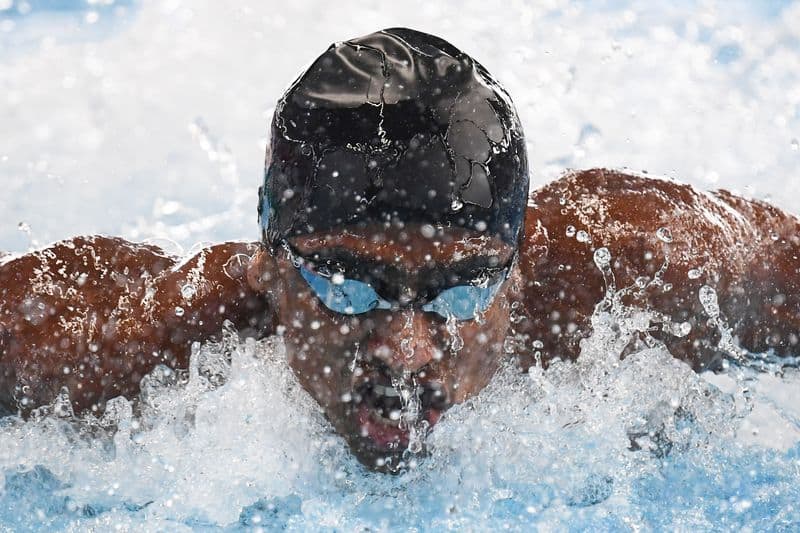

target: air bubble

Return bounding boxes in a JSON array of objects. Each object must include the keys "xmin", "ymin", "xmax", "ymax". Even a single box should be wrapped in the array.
[
  {"xmin": 656, "ymin": 227, "xmax": 673, "ymax": 243},
  {"xmin": 175, "ymin": 307, "xmax": 185, "ymax": 317},
  {"xmin": 450, "ymin": 198, "xmax": 464, "ymax": 211},
  {"xmin": 565, "ymin": 225, "xmax": 576, "ymax": 238},
  {"xmin": 688, "ymin": 268, "xmax": 703, "ymax": 280},
  {"xmin": 576, "ymin": 230, "xmax": 591, "ymax": 243}
]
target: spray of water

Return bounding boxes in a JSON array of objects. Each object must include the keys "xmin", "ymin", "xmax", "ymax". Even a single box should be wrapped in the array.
[{"xmin": 0, "ymin": 292, "xmax": 797, "ymax": 529}]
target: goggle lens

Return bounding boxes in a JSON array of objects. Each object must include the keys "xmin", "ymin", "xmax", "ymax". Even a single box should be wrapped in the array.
[{"xmin": 298, "ymin": 262, "xmax": 506, "ymax": 321}]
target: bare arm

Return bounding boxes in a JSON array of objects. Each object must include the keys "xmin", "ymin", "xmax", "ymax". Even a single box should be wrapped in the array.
[
  {"xmin": 0, "ymin": 236, "xmax": 272, "ymax": 414},
  {"xmin": 516, "ymin": 168, "xmax": 799, "ymax": 371}
]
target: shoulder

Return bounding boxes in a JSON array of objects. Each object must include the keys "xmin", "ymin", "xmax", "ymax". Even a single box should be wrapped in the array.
[
  {"xmin": 0, "ymin": 236, "xmax": 177, "ymax": 327},
  {"xmin": 525, "ymin": 168, "xmax": 758, "ymax": 246},
  {"xmin": 528, "ymin": 168, "xmax": 702, "ymax": 217},
  {"xmin": 0, "ymin": 235, "xmax": 176, "ymax": 278}
]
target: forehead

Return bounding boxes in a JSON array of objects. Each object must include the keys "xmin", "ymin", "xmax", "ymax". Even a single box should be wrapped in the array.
[{"xmin": 289, "ymin": 224, "xmax": 514, "ymax": 270}]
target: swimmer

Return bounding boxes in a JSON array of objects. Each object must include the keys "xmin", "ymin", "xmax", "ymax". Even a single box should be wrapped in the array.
[{"xmin": 1, "ymin": 28, "xmax": 799, "ymax": 470}]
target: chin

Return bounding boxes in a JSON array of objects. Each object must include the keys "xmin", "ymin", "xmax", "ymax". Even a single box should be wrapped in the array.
[{"xmin": 328, "ymin": 377, "xmax": 450, "ymax": 473}]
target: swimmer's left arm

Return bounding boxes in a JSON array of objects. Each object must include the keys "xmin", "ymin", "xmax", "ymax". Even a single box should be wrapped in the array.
[{"xmin": 513, "ymin": 168, "xmax": 800, "ymax": 371}]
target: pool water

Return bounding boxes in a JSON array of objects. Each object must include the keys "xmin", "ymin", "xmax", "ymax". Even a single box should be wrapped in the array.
[{"xmin": 1, "ymin": 0, "xmax": 800, "ymax": 530}]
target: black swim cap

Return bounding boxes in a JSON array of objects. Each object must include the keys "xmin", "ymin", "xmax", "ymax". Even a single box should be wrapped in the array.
[{"xmin": 259, "ymin": 27, "xmax": 529, "ymax": 246}]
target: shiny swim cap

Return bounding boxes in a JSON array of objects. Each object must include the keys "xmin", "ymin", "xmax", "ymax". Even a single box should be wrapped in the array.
[{"xmin": 258, "ymin": 27, "xmax": 529, "ymax": 247}]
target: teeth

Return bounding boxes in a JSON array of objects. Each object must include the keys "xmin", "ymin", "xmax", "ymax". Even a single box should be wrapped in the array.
[
  {"xmin": 370, "ymin": 407, "xmax": 401, "ymax": 426},
  {"xmin": 372, "ymin": 384, "xmax": 400, "ymax": 397}
]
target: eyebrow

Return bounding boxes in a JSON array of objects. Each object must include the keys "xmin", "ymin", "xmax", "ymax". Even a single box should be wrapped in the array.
[{"xmin": 301, "ymin": 247, "xmax": 509, "ymax": 279}]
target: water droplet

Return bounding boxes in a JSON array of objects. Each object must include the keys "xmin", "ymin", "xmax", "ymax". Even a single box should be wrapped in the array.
[
  {"xmin": 688, "ymin": 268, "xmax": 703, "ymax": 279},
  {"xmin": 180, "ymin": 284, "xmax": 196, "ymax": 300},
  {"xmin": 408, "ymin": 439, "xmax": 423, "ymax": 454},
  {"xmin": 503, "ymin": 336, "xmax": 518, "ymax": 354},
  {"xmin": 420, "ymin": 224, "xmax": 436, "ymax": 239},
  {"xmin": 699, "ymin": 285, "xmax": 720, "ymax": 318},
  {"xmin": 770, "ymin": 232, "xmax": 780, "ymax": 241},
  {"xmin": 400, "ymin": 338, "xmax": 414, "ymax": 358},
  {"xmin": 446, "ymin": 315, "xmax": 464, "ymax": 353},
  {"xmin": 593, "ymin": 247, "xmax": 611, "ymax": 268},
  {"xmin": 565, "ymin": 225, "xmax": 576, "ymax": 238},
  {"xmin": 656, "ymin": 227, "xmax": 673, "ymax": 243},
  {"xmin": 576, "ymin": 230, "xmax": 591, "ymax": 243},
  {"xmin": 174, "ymin": 306, "xmax": 185, "ymax": 317},
  {"xmin": 310, "ymin": 320, "xmax": 321, "ymax": 330}
]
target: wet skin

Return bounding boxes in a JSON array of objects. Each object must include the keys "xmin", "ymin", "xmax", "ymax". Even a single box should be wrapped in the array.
[
  {"xmin": 1, "ymin": 169, "xmax": 799, "ymax": 468},
  {"xmin": 248, "ymin": 227, "xmax": 516, "ymax": 466}
]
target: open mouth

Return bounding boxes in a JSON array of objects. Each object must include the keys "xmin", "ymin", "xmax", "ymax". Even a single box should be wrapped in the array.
[{"xmin": 352, "ymin": 364, "xmax": 449, "ymax": 451}]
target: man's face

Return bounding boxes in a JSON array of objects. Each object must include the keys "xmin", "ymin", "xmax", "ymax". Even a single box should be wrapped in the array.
[{"xmin": 251, "ymin": 225, "xmax": 517, "ymax": 470}]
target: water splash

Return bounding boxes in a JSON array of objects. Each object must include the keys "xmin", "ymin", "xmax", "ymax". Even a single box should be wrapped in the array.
[
  {"xmin": 699, "ymin": 284, "xmax": 742, "ymax": 362},
  {"xmin": 391, "ymin": 371, "xmax": 426, "ymax": 455},
  {"xmin": 445, "ymin": 314, "xmax": 465, "ymax": 353},
  {"xmin": 0, "ymin": 298, "xmax": 797, "ymax": 529}
]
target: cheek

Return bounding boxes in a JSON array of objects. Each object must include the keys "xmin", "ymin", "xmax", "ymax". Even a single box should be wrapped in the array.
[
  {"xmin": 454, "ymin": 296, "xmax": 512, "ymax": 363},
  {"xmin": 276, "ymin": 284, "xmax": 369, "ymax": 361},
  {"xmin": 459, "ymin": 315, "xmax": 508, "ymax": 359}
]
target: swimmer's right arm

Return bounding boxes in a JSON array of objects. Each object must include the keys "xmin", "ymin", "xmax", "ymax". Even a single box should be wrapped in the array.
[{"xmin": 0, "ymin": 236, "xmax": 272, "ymax": 415}]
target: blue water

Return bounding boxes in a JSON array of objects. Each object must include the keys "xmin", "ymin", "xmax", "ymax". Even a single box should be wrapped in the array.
[
  {"xmin": 0, "ymin": 0, "xmax": 137, "ymax": 55},
  {"xmin": 0, "ymin": 313, "xmax": 796, "ymax": 531},
  {"xmin": 2, "ymin": 0, "xmax": 800, "ymax": 530}
]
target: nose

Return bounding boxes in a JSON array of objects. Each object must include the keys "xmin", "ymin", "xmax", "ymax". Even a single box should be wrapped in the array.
[{"xmin": 366, "ymin": 310, "xmax": 443, "ymax": 374}]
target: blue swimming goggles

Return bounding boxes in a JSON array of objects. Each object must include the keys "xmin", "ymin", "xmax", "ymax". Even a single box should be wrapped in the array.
[{"xmin": 283, "ymin": 243, "xmax": 512, "ymax": 321}]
